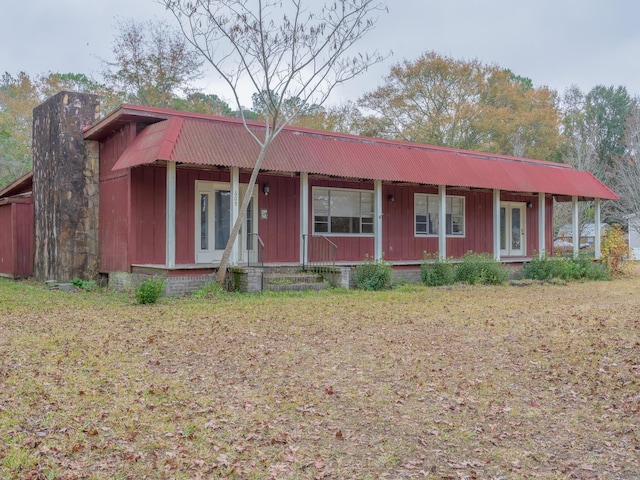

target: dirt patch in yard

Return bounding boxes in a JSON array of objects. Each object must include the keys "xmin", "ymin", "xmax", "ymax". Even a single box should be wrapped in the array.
[{"xmin": 1, "ymin": 276, "xmax": 639, "ymax": 479}]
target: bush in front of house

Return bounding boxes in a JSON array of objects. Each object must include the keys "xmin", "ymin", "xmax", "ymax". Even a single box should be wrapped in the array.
[
  {"xmin": 354, "ymin": 255, "xmax": 392, "ymax": 291},
  {"xmin": 421, "ymin": 254, "xmax": 455, "ymax": 286},
  {"xmin": 134, "ymin": 277, "xmax": 166, "ymax": 304},
  {"xmin": 71, "ymin": 277, "xmax": 97, "ymax": 291},
  {"xmin": 601, "ymin": 224, "xmax": 629, "ymax": 275},
  {"xmin": 454, "ymin": 252, "xmax": 507, "ymax": 285},
  {"xmin": 522, "ymin": 254, "xmax": 566, "ymax": 280},
  {"xmin": 522, "ymin": 254, "xmax": 609, "ymax": 281}
]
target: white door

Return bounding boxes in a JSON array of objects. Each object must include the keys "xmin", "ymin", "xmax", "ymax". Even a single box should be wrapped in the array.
[
  {"xmin": 196, "ymin": 181, "xmax": 230, "ymax": 263},
  {"xmin": 500, "ymin": 202, "xmax": 526, "ymax": 257},
  {"xmin": 195, "ymin": 181, "xmax": 258, "ymax": 264},
  {"xmin": 239, "ymin": 185, "xmax": 259, "ymax": 264}
]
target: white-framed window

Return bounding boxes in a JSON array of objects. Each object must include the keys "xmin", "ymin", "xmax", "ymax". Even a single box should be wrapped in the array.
[
  {"xmin": 414, "ymin": 194, "xmax": 465, "ymax": 236},
  {"xmin": 313, "ymin": 187, "xmax": 374, "ymax": 235}
]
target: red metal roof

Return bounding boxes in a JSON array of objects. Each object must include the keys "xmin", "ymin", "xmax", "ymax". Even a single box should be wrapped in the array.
[{"xmin": 105, "ymin": 107, "xmax": 618, "ymax": 200}]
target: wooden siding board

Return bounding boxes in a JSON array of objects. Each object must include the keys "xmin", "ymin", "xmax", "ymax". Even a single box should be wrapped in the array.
[
  {"xmin": 99, "ymin": 124, "xmax": 132, "ymax": 273},
  {"xmin": 130, "ymin": 166, "xmax": 165, "ymax": 265},
  {"xmin": 14, "ymin": 202, "xmax": 34, "ymax": 276},
  {"xmin": 0, "ymin": 204, "xmax": 14, "ymax": 275},
  {"xmin": 99, "ymin": 176, "xmax": 130, "ymax": 272},
  {"xmin": 261, "ymin": 175, "xmax": 299, "ymax": 263},
  {"xmin": 100, "ymin": 126, "xmax": 131, "ymax": 182},
  {"xmin": 175, "ymin": 169, "xmax": 194, "ymax": 265},
  {"xmin": 546, "ymin": 197, "xmax": 554, "ymax": 254}
]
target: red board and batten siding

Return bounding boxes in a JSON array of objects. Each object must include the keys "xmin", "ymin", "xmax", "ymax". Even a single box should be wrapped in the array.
[
  {"xmin": 99, "ymin": 125, "xmax": 133, "ymax": 272},
  {"xmin": 0, "ymin": 203, "xmax": 14, "ymax": 275},
  {"xmin": 258, "ymin": 174, "xmax": 300, "ymax": 263},
  {"xmin": 13, "ymin": 201, "xmax": 34, "ymax": 276},
  {"xmin": 0, "ymin": 199, "xmax": 34, "ymax": 277}
]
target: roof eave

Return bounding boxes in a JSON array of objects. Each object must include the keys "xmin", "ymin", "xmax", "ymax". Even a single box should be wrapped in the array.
[{"xmin": 0, "ymin": 169, "xmax": 34, "ymax": 198}]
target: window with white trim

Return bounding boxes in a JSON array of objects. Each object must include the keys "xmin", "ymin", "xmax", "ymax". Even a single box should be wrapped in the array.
[
  {"xmin": 414, "ymin": 194, "xmax": 465, "ymax": 236},
  {"xmin": 313, "ymin": 187, "xmax": 374, "ymax": 235}
]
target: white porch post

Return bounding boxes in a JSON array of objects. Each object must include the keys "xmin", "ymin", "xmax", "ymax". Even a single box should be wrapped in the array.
[
  {"xmin": 538, "ymin": 192, "xmax": 546, "ymax": 258},
  {"xmin": 374, "ymin": 180, "xmax": 383, "ymax": 261},
  {"xmin": 594, "ymin": 198, "xmax": 602, "ymax": 260},
  {"xmin": 165, "ymin": 161, "xmax": 176, "ymax": 268},
  {"xmin": 493, "ymin": 189, "xmax": 501, "ymax": 261},
  {"xmin": 230, "ymin": 167, "xmax": 240, "ymax": 265},
  {"xmin": 572, "ymin": 195, "xmax": 579, "ymax": 259},
  {"xmin": 300, "ymin": 173, "xmax": 309, "ymax": 265},
  {"xmin": 438, "ymin": 185, "xmax": 447, "ymax": 259}
]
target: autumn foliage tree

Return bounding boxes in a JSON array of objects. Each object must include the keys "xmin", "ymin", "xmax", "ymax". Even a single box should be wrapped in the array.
[
  {"xmin": 358, "ymin": 51, "xmax": 561, "ymax": 160},
  {"xmin": 0, "ymin": 72, "xmax": 119, "ymax": 185},
  {"xmin": 0, "ymin": 72, "xmax": 36, "ymax": 184}
]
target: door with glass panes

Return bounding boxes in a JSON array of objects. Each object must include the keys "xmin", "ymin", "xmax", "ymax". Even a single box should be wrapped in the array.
[
  {"xmin": 500, "ymin": 202, "xmax": 525, "ymax": 257},
  {"xmin": 195, "ymin": 181, "xmax": 257, "ymax": 263}
]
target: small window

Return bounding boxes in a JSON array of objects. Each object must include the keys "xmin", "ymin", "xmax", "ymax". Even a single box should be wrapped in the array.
[
  {"xmin": 415, "ymin": 194, "xmax": 465, "ymax": 237},
  {"xmin": 313, "ymin": 188, "xmax": 374, "ymax": 235}
]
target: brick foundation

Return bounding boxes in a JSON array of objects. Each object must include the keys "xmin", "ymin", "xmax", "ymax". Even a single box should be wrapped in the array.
[
  {"xmin": 230, "ymin": 267, "xmax": 264, "ymax": 293},
  {"xmin": 108, "ymin": 271, "xmax": 217, "ymax": 297}
]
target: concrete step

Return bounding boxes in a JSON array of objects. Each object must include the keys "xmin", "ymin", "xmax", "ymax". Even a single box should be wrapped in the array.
[
  {"xmin": 264, "ymin": 272, "xmax": 327, "ymax": 292},
  {"xmin": 265, "ymin": 282, "xmax": 328, "ymax": 292}
]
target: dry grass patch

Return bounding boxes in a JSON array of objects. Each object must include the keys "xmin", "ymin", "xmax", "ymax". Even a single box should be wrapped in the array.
[{"xmin": 1, "ymin": 276, "xmax": 639, "ymax": 479}]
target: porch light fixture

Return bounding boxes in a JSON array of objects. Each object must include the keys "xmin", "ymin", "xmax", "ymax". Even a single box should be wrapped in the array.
[
  {"xmin": 527, "ymin": 201, "xmax": 533, "ymax": 208},
  {"xmin": 263, "ymin": 183, "xmax": 270, "ymax": 195},
  {"xmin": 388, "ymin": 194, "xmax": 395, "ymax": 203}
]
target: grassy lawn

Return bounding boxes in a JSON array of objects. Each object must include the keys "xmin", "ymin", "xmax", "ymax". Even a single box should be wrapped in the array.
[{"xmin": 1, "ymin": 274, "xmax": 639, "ymax": 479}]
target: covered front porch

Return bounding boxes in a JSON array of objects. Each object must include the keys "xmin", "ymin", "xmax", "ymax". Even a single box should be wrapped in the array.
[
  {"xmin": 161, "ymin": 163, "xmax": 603, "ymax": 271},
  {"xmin": 111, "ymin": 167, "xmax": 578, "ymax": 294}
]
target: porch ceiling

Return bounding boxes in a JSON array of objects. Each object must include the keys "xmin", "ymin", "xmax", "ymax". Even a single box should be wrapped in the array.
[{"xmin": 108, "ymin": 108, "xmax": 618, "ymax": 201}]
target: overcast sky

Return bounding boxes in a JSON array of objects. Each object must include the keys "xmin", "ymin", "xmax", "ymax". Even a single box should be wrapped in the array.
[{"xmin": 2, "ymin": 0, "xmax": 640, "ymax": 107}]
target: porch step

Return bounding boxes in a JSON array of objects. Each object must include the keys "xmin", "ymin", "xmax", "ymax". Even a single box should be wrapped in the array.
[{"xmin": 263, "ymin": 272, "xmax": 328, "ymax": 292}]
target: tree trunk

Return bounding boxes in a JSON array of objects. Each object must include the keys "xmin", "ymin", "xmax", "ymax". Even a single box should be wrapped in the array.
[{"xmin": 216, "ymin": 144, "xmax": 269, "ymax": 285}]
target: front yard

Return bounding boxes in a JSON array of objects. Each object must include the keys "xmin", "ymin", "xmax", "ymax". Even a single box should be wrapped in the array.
[{"xmin": 1, "ymin": 275, "xmax": 639, "ymax": 479}]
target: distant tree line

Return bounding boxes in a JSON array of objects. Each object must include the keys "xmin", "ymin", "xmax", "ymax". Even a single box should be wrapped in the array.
[{"xmin": 2, "ymin": 20, "xmax": 640, "ymax": 232}]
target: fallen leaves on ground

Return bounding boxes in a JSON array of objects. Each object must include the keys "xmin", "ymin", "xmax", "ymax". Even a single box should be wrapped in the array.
[{"xmin": 0, "ymin": 273, "xmax": 639, "ymax": 479}]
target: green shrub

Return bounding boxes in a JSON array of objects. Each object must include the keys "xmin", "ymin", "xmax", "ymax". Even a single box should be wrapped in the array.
[
  {"xmin": 583, "ymin": 260, "xmax": 609, "ymax": 280},
  {"xmin": 454, "ymin": 252, "xmax": 507, "ymax": 285},
  {"xmin": 192, "ymin": 281, "xmax": 227, "ymax": 299},
  {"xmin": 523, "ymin": 254, "xmax": 609, "ymax": 281},
  {"xmin": 71, "ymin": 277, "xmax": 97, "ymax": 291},
  {"xmin": 421, "ymin": 255, "xmax": 455, "ymax": 286},
  {"xmin": 134, "ymin": 277, "xmax": 166, "ymax": 304},
  {"xmin": 522, "ymin": 255, "xmax": 564, "ymax": 280},
  {"xmin": 354, "ymin": 255, "xmax": 392, "ymax": 291}
]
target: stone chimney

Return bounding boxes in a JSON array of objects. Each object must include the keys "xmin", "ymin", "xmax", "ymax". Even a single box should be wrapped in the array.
[{"xmin": 32, "ymin": 91, "xmax": 101, "ymax": 282}]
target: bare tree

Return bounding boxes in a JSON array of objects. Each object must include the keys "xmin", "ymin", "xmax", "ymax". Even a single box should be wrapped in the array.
[
  {"xmin": 609, "ymin": 98, "xmax": 640, "ymax": 231},
  {"xmin": 160, "ymin": 0, "xmax": 387, "ymax": 284},
  {"xmin": 555, "ymin": 86, "xmax": 603, "ymax": 238},
  {"xmin": 102, "ymin": 18, "xmax": 204, "ymax": 107}
]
